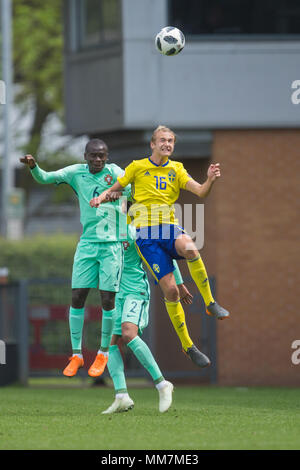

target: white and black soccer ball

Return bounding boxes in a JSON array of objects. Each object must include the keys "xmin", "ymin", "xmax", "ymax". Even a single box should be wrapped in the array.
[{"xmin": 155, "ymin": 27, "xmax": 185, "ymax": 56}]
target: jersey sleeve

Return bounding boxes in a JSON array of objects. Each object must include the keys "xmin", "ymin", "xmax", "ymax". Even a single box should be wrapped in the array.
[
  {"xmin": 173, "ymin": 260, "xmax": 183, "ymax": 285},
  {"xmin": 111, "ymin": 164, "xmax": 132, "ymax": 200},
  {"xmin": 31, "ymin": 164, "xmax": 76, "ymax": 185},
  {"xmin": 177, "ymin": 163, "xmax": 192, "ymax": 189},
  {"xmin": 117, "ymin": 161, "xmax": 136, "ymax": 187}
]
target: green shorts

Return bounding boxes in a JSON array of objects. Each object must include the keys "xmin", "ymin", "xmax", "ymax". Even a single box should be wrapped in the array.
[
  {"xmin": 113, "ymin": 294, "xmax": 149, "ymax": 336},
  {"xmin": 72, "ymin": 240, "xmax": 124, "ymax": 291}
]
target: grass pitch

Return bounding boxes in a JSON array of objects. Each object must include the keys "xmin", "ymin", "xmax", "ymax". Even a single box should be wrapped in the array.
[{"xmin": 0, "ymin": 381, "xmax": 299, "ymax": 450}]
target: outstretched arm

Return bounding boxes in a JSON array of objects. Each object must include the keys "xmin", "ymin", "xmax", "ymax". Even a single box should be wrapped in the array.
[
  {"xmin": 20, "ymin": 154, "xmax": 68, "ymax": 185},
  {"xmin": 89, "ymin": 181, "xmax": 124, "ymax": 207},
  {"xmin": 185, "ymin": 163, "xmax": 221, "ymax": 198}
]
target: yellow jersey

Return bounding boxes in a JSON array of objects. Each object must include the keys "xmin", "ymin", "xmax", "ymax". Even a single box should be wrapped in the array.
[{"xmin": 117, "ymin": 157, "xmax": 192, "ymax": 227}]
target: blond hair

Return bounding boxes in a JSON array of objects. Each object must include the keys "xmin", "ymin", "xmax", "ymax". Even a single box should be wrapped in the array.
[{"xmin": 151, "ymin": 125, "xmax": 177, "ymax": 143}]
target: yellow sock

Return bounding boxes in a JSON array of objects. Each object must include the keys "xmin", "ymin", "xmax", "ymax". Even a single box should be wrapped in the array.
[
  {"xmin": 164, "ymin": 299, "xmax": 193, "ymax": 352},
  {"xmin": 187, "ymin": 256, "xmax": 215, "ymax": 306}
]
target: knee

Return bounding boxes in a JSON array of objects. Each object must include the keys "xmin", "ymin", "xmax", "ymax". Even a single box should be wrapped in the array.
[
  {"xmin": 101, "ymin": 291, "xmax": 115, "ymax": 311},
  {"xmin": 121, "ymin": 323, "xmax": 137, "ymax": 345},
  {"xmin": 165, "ymin": 284, "xmax": 180, "ymax": 302},
  {"xmin": 71, "ymin": 288, "xmax": 89, "ymax": 309},
  {"xmin": 176, "ymin": 235, "xmax": 199, "ymax": 259}
]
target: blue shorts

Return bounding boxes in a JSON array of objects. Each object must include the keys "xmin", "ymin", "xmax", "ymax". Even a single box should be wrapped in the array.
[{"xmin": 135, "ymin": 224, "xmax": 185, "ymax": 282}]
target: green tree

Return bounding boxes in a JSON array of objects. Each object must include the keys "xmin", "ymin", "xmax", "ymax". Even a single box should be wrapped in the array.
[
  {"xmin": 13, "ymin": 0, "xmax": 63, "ymax": 156},
  {"xmin": 13, "ymin": 1, "xmax": 82, "ymax": 206}
]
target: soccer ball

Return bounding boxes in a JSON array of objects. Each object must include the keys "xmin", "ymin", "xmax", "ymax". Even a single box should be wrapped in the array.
[{"xmin": 155, "ymin": 27, "xmax": 185, "ymax": 56}]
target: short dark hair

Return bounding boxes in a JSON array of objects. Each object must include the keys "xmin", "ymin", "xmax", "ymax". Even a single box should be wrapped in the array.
[{"xmin": 85, "ymin": 139, "xmax": 108, "ymax": 153}]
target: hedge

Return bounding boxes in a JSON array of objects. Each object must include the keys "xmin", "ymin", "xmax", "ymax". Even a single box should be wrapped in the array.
[
  {"xmin": 0, "ymin": 234, "xmax": 77, "ymax": 280},
  {"xmin": 0, "ymin": 234, "xmax": 100, "ymax": 305}
]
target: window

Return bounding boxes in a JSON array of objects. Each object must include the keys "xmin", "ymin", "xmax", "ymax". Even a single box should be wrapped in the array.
[
  {"xmin": 77, "ymin": 0, "xmax": 121, "ymax": 49},
  {"xmin": 169, "ymin": 0, "xmax": 300, "ymax": 37}
]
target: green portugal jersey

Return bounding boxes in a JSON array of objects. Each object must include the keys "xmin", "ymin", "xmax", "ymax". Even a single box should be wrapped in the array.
[
  {"xmin": 31, "ymin": 163, "xmax": 131, "ymax": 242},
  {"xmin": 119, "ymin": 236, "xmax": 150, "ymax": 300},
  {"xmin": 119, "ymin": 226, "xmax": 183, "ymax": 299}
]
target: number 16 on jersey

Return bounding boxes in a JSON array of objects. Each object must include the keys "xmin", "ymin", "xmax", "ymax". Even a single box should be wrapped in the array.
[{"xmin": 154, "ymin": 176, "xmax": 167, "ymax": 190}]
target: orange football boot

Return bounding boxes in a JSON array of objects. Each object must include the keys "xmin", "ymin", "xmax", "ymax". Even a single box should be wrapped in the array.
[
  {"xmin": 88, "ymin": 353, "xmax": 108, "ymax": 377},
  {"xmin": 63, "ymin": 355, "xmax": 84, "ymax": 377}
]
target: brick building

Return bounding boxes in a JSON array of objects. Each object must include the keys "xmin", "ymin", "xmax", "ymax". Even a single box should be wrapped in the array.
[{"xmin": 212, "ymin": 130, "xmax": 299, "ymax": 386}]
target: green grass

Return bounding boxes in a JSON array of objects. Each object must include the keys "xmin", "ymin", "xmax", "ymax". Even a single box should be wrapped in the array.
[{"xmin": 0, "ymin": 382, "xmax": 299, "ymax": 450}]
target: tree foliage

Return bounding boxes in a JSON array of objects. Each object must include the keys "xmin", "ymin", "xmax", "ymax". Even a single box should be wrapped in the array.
[{"xmin": 13, "ymin": 0, "xmax": 63, "ymax": 156}]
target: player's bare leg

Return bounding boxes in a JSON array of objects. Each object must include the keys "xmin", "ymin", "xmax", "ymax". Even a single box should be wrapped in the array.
[{"xmin": 175, "ymin": 234, "xmax": 230, "ymax": 320}]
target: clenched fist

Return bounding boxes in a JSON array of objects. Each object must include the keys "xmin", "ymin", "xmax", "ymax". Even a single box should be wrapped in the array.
[{"xmin": 20, "ymin": 154, "xmax": 36, "ymax": 170}]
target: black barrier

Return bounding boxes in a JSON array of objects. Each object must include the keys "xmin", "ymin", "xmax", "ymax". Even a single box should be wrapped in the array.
[{"xmin": 0, "ymin": 277, "xmax": 218, "ymax": 385}]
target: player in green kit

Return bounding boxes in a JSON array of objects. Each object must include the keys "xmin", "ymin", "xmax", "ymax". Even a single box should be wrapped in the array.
[
  {"xmin": 102, "ymin": 224, "xmax": 192, "ymax": 414},
  {"xmin": 20, "ymin": 139, "xmax": 130, "ymax": 378}
]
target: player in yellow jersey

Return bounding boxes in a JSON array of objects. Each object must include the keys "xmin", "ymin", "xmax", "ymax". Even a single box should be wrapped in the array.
[{"xmin": 90, "ymin": 126, "xmax": 230, "ymax": 368}]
